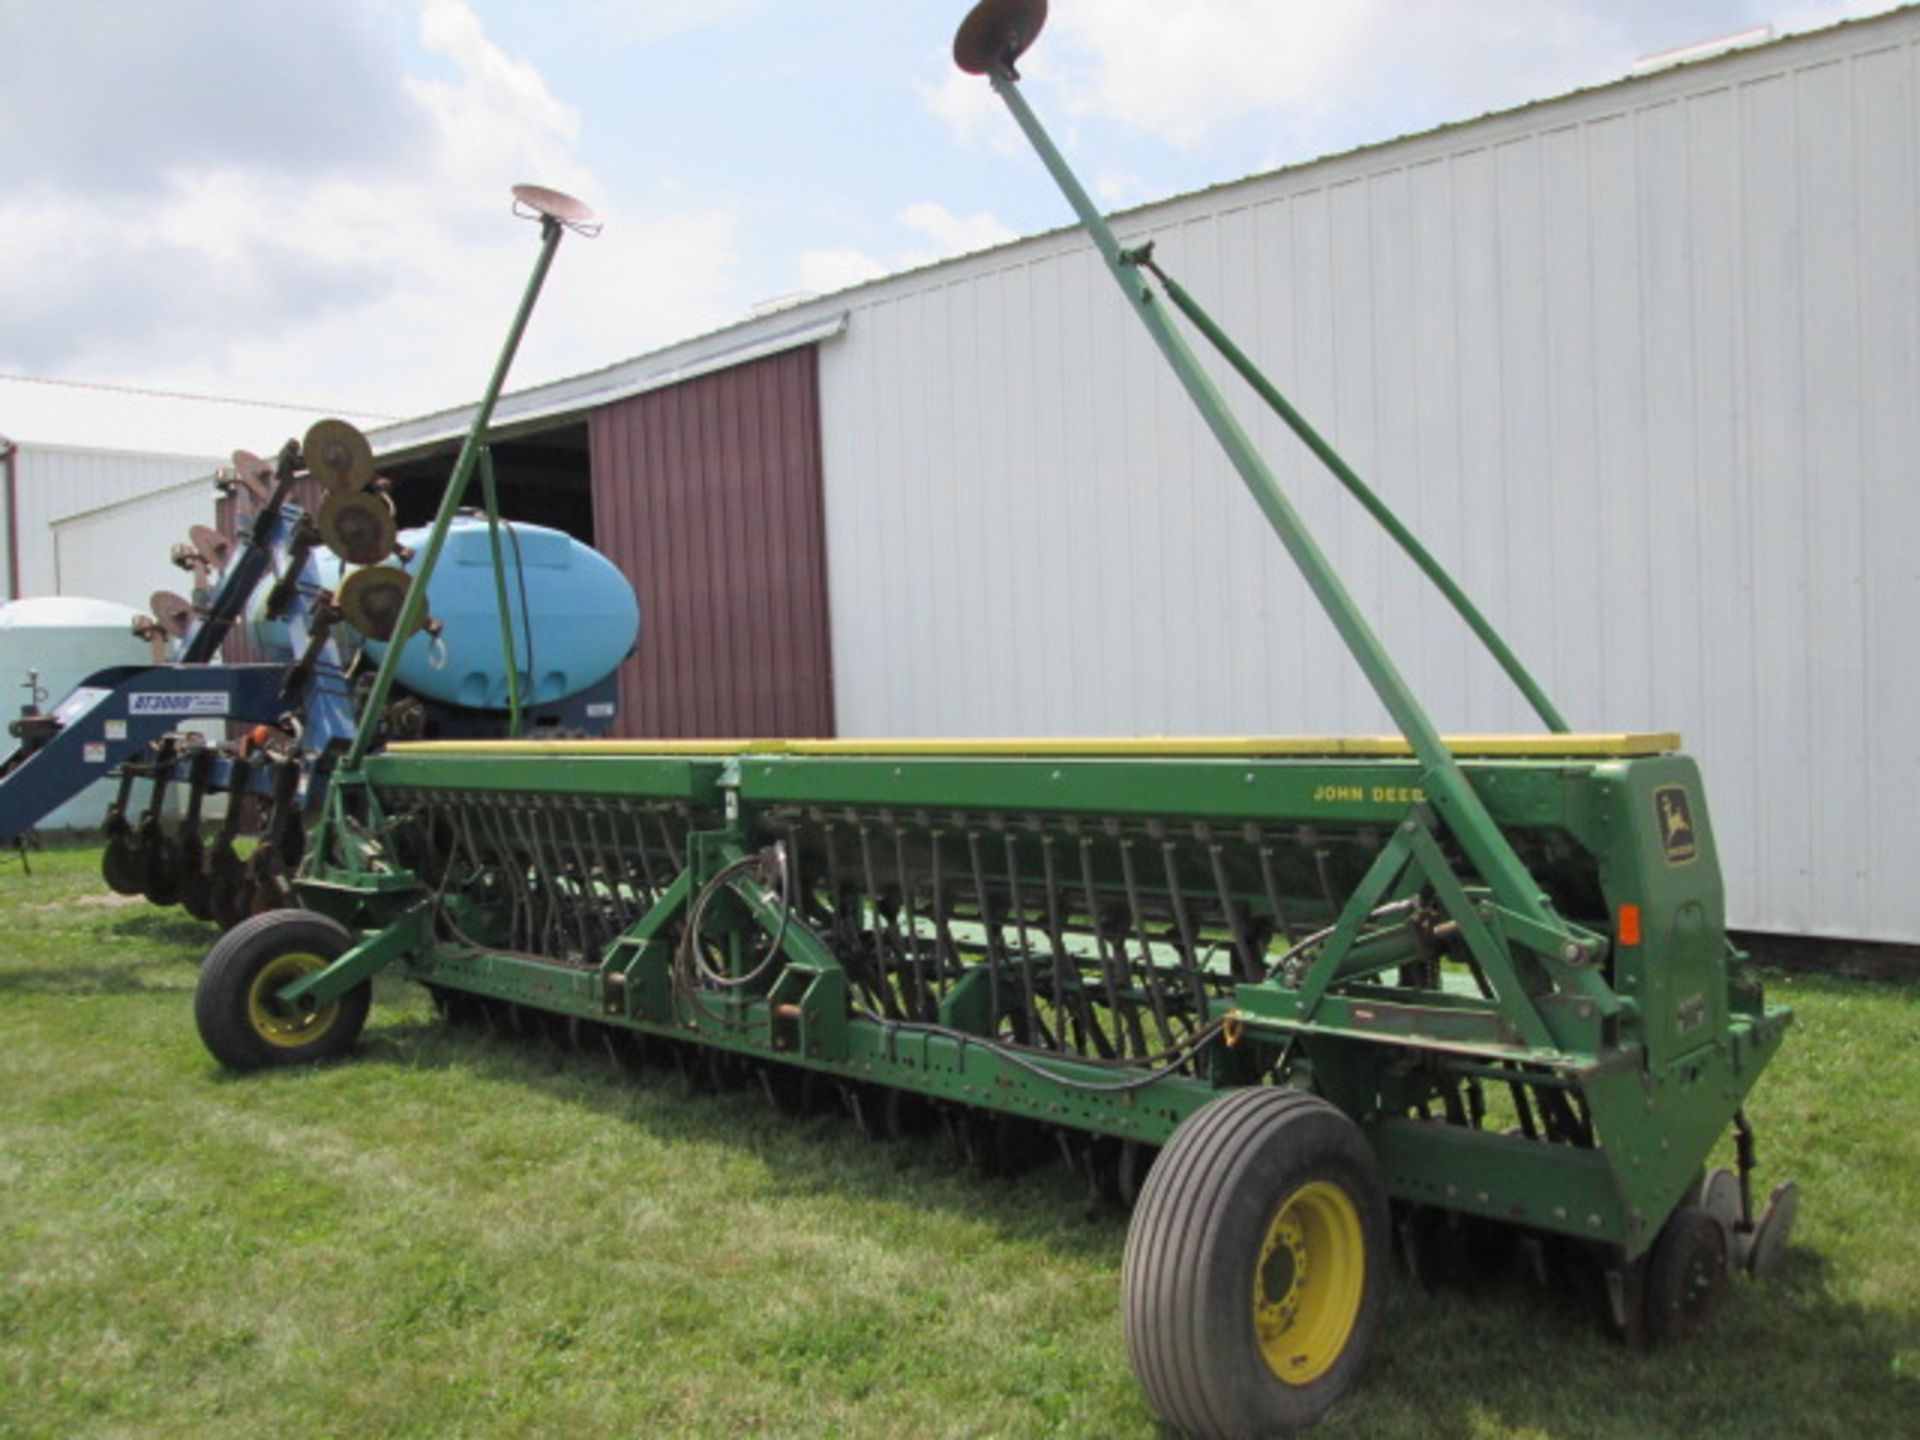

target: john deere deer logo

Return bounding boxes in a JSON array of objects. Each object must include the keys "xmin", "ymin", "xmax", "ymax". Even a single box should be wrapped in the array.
[{"xmin": 1654, "ymin": 785, "xmax": 1698, "ymax": 865}]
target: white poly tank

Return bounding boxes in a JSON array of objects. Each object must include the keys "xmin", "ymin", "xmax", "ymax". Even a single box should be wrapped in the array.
[{"xmin": 0, "ymin": 596, "xmax": 154, "ymax": 831}]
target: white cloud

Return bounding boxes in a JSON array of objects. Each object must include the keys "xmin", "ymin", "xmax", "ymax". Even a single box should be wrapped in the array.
[
  {"xmin": 897, "ymin": 201, "xmax": 1017, "ymax": 263},
  {"xmin": 0, "ymin": 0, "xmax": 746, "ymax": 445},
  {"xmin": 797, "ymin": 247, "xmax": 889, "ymax": 296},
  {"xmin": 1048, "ymin": 0, "xmax": 1371, "ymax": 149},
  {"xmin": 790, "ymin": 201, "xmax": 1017, "ymax": 298},
  {"xmin": 949, "ymin": 0, "xmax": 1912, "ymax": 163},
  {"xmin": 917, "ymin": 64, "xmax": 1011, "ymax": 147},
  {"xmin": 1772, "ymin": 0, "xmax": 1904, "ymax": 34},
  {"xmin": 583, "ymin": 0, "xmax": 772, "ymax": 46},
  {"xmin": 414, "ymin": 0, "xmax": 580, "ymax": 155},
  {"xmin": 916, "ymin": 1, "xmax": 1628, "ymax": 167}
]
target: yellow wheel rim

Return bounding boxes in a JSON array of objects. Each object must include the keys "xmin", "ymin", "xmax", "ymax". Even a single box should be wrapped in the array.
[
  {"xmin": 1252, "ymin": 1180, "xmax": 1365, "ymax": 1385},
  {"xmin": 245, "ymin": 951, "xmax": 339, "ymax": 1050}
]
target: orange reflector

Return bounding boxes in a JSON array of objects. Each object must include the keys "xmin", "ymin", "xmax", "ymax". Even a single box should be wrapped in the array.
[{"xmin": 1617, "ymin": 903, "xmax": 1642, "ymax": 947}]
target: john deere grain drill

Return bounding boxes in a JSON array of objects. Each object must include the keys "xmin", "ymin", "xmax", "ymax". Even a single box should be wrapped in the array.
[{"xmin": 192, "ymin": 10, "xmax": 1797, "ymax": 1433}]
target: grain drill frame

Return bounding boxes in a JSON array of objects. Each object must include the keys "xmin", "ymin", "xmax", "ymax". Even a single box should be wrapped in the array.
[{"xmin": 193, "ymin": 8, "xmax": 1797, "ymax": 1433}]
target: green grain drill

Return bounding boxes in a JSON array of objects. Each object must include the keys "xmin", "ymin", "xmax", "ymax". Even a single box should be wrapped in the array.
[{"xmin": 192, "ymin": 6, "xmax": 1798, "ymax": 1433}]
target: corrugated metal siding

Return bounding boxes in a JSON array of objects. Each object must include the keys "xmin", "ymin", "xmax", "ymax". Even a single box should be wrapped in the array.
[
  {"xmin": 12, "ymin": 444, "xmax": 220, "ymax": 601},
  {"xmin": 813, "ymin": 12, "xmax": 1920, "ymax": 942},
  {"xmin": 589, "ymin": 347, "xmax": 834, "ymax": 738},
  {"xmin": 52, "ymin": 485, "xmax": 219, "ymax": 613}
]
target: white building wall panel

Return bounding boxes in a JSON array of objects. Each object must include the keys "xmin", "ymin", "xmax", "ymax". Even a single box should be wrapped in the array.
[
  {"xmin": 51, "ymin": 483, "xmax": 217, "ymax": 614},
  {"xmin": 12, "ymin": 445, "xmax": 219, "ymax": 601},
  {"xmin": 811, "ymin": 11, "xmax": 1920, "ymax": 942}
]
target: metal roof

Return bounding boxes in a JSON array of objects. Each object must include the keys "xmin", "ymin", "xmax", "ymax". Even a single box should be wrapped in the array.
[{"xmin": 367, "ymin": 309, "xmax": 848, "ymax": 460}]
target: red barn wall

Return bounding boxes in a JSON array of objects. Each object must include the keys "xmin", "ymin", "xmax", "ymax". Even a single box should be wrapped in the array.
[{"xmin": 588, "ymin": 346, "xmax": 835, "ymax": 738}]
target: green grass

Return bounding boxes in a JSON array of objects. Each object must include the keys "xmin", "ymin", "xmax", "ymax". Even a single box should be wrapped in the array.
[{"xmin": 2, "ymin": 843, "xmax": 1916, "ymax": 1438}]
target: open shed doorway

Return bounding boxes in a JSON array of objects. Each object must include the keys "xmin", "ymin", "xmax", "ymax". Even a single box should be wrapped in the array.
[
  {"xmin": 380, "ymin": 421, "xmax": 594, "ymax": 545},
  {"xmin": 367, "ymin": 343, "xmax": 837, "ymax": 742}
]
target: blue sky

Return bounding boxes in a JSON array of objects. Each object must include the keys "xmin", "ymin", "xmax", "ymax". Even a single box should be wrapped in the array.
[{"xmin": 0, "ymin": 0, "xmax": 1901, "ymax": 452}]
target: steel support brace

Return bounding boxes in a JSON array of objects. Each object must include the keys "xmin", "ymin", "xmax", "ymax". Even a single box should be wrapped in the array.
[
  {"xmin": 344, "ymin": 215, "xmax": 569, "ymax": 771},
  {"xmin": 1287, "ymin": 824, "xmax": 1423, "ymax": 1017},
  {"xmin": 1244, "ymin": 805, "xmax": 1590, "ymax": 1055},
  {"xmin": 311, "ymin": 773, "xmax": 384, "ymax": 878},
  {"xmin": 279, "ymin": 902, "xmax": 431, "ymax": 1013},
  {"xmin": 986, "ymin": 66, "xmax": 1598, "ymax": 974},
  {"xmin": 1133, "ymin": 253, "xmax": 1570, "ymax": 735},
  {"xmin": 476, "ymin": 445, "xmax": 523, "ymax": 739},
  {"xmin": 602, "ymin": 869, "xmax": 693, "ymax": 1022},
  {"xmin": 601, "ymin": 835, "xmax": 845, "ymax": 1028}
]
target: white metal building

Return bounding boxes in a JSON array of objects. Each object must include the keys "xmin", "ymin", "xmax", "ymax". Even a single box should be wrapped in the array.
[
  {"xmin": 0, "ymin": 375, "xmax": 373, "ymax": 615},
  {"xmin": 1, "ymin": 443, "xmax": 221, "ymax": 611},
  {"xmin": 375, "ymin": 8, "xmax": 1920, "ymax": 944}
]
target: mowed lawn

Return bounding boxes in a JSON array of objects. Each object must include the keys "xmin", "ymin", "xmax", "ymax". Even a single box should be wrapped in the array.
[{"xmin": 2, "ymin": 843, "xmax": 1916, "ymax": 1439}]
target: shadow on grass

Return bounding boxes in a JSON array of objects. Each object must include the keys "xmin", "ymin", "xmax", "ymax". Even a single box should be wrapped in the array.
[
  {"xmin": 356, "ymin": 1011, "xmax": 1128, "ymax": 1264},
  {"xmin": 217, "ymin": 1006, "xmax": 1919, "ymax": 1436},
  {"xmin": 1378, "ymin": 1244, "xmax": 1919, "ymax": 1438},
  {"xmin": 0, "ymin": 961, "xmax": 198, "ymax": 997},
  {"xmin": 0, "ymin": 886, "xmax": 220, "ymax": 995},
  {"xmin": 107, "ymin": 911, "xmax": 219, "ymax": 947},
  {"xmin": 1417, "ymin": 1250, "xmax": 1901, "ymax": 1421},
  {"xmin": 0, "ymin": 908, "xmax": 215, "ymax": 993}
]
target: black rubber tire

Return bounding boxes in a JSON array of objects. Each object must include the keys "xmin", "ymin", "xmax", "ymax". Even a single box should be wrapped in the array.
[
  {"xmin": 206, "ymin": 846, "xmax": 249, "ymax": 929},
  {"xmin": 1122, "ymin": 1088, "xmax": 1389, "ymax": 1438},
  {"xmin": 140, "ymin": 827, "xmax": 182, "ymax": 908},
  {"xmin": 1074, "ymin": 1133, "xmax": 1123, "ymax": 1209},
  {"xmin": 1645, "ymin": 1202, "xmax": 1729, "ymax": 1343},
  {"xmin": 166, "ymin": 827, "xmax": 211, "ymax": 921},
  {"xmin": 194, "ymin": 909, "xmax": 370, "ymax": 1071},
  {"xmin": 101, "ymin": 829, "xmax": 144, "ymax": 896},
  {"xmin": 1116, "ymin": 1140, "xmax": 1158, "ymax": 1210},
  {"xmin": 177, "ymin": 851, "xmax": 216, "ymax": 922}
]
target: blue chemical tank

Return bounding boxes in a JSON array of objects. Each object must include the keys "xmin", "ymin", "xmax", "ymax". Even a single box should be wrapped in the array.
[
  {"xmin": 249, "ymin": 518, "xmax": 640, "ymax": 710},
  {"xmin": 370, "ymin": 518, "xmax": 640, "ymax": 709}
]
